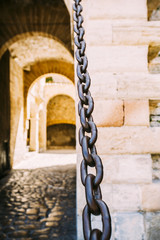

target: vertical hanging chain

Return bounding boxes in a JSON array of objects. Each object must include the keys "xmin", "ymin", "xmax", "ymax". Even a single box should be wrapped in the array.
[{"xmin": 73, "ymin": 1, "xmax": 112, "ymax": 239}]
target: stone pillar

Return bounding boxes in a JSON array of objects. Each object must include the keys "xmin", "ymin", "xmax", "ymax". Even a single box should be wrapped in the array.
[
  {"xmin": 38, "ymin": 107, "xmax": 46, "ymax": 152},
  {"xmin": 29, "ymin": 115, "xmax": 39, "ymax": 152}
]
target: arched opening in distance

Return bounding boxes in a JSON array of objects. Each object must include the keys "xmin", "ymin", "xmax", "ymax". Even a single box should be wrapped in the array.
[
  {"xmin": 47, "ymin": 95, "xmax": 76, "ymax": 149},
  {"xmin": 25, "ymin": 74, "xmax": 75, "ymax": 157}
]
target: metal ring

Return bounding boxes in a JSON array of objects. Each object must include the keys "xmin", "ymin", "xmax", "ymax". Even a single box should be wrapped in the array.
[
  {"xmin": 81, "ymin": 56, "xmax": 88, "ymax": 73},
  {"xmin": 88, "ymin": 121, "xmax": 97, "ymax": 146},
  {"xmin": 85, "ymin": 174, "xmax": 101, "ymax": 215},
  {"xmin": 80, "ymin": 154, "xmax": 103, "ymax": 187},
  {"xmin": 82, "ymin": 136, "xmax": 94, "ymax": 166},
  {"xmin": 80, "ymin": 108, "xmax": 90, "ymax": 131},
  {"xmin": 77, "ymin": 64, "xmax": 84, "ymax": 82},
  {"xmin": 96, "ymin": 200, "xmax": 112, "ymax": 240},
  {"xmin": 83, "ymin": 201, "xmax": 112, "ymax": 240}
]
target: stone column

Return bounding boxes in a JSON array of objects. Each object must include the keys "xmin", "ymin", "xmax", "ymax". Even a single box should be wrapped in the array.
[
  {"xmin": 38, "ymin": 107, "xmax": 46, "ymax": 152},
  {"xmin": 29, "ymin": 114, "xmax": 39, "ymax": 152}
]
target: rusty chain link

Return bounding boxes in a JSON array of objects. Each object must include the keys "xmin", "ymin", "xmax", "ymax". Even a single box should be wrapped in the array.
[{"xmin": 73, "ymin": 0, "xmax": 112, "ymax": 239}]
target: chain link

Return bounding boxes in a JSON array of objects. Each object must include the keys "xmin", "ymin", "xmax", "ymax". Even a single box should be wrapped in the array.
[{"xmin": 73, "ymin": 0, "xmax": 112, "ymax": 239}]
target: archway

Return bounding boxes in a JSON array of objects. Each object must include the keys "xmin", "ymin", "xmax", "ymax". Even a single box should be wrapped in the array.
[
  {"xmin": 25, "ymin": 73, "xmax": 75, "ymax": 156},
  {"xmin": 0, "ymin": 0, "xmax": 73, "ymax": 173},
  {"xmin": 47, "ymin": 95, "xmax": 76, "ymax": 149}
]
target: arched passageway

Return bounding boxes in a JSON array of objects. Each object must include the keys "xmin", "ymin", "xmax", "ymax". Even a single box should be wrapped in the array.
[
  {"xmin": 25, "ymin": 74, "xmax": 75, "ymax": 157},
  {"xmin": 47, "ymin": 95, "xmax": 76, "ymax": 149},
  {"xmin": 0, "ymin": 0, "xmax": 74, "ymax": 174}
]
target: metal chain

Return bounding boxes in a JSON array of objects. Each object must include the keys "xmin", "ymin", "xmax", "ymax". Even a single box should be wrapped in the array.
[{"xmin": 73, "ymin": 1, "xmax": 112, "ymax": 239}]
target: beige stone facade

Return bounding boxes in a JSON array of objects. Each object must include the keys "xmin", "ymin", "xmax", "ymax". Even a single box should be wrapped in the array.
[{"xmin": 76, "ymin": 0, "xmax": 160, "ymax": 239}]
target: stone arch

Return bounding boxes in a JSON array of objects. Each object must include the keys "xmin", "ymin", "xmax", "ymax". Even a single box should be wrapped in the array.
[
  {"xmin": 24, "ymin": 60, "xmax": 74, "ymax": 99},
  {"xmin": 23, "ymin": 61, "xmax": 74, "ymax": 129},
  {"xmin": 0, "ymin": 0, "xmax": 72, "ymax": 53},
  {"xmin": 0, "ymin": 32, "xmax": 73, "ymax": 60},
  {"xmin": 46, "ymin": 94, "xmax": 76, "ymax": 149}
]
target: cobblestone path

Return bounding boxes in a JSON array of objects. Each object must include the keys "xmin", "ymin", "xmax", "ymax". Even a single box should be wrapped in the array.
[{"xmin": 0, "ymin": 164, "xmax": 76, "ymax": 240}]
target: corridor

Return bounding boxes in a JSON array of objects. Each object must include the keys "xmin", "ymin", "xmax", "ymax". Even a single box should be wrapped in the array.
[{"xmin": 0, "ymin": 152, "xmax": 76, "ymax": 240}]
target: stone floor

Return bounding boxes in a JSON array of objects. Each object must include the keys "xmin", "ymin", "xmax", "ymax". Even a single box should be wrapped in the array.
[{"xmin": 0, "ymin": 152, "xmax": 76, "ymax": 240}]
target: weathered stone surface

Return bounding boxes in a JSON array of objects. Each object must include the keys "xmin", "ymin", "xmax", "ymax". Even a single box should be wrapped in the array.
[
  {"xmin": 124, "ymin": 100, "xmax": 149, "ymax": 126},
  {"xmin": 114, "ymin": 212, "xmax": 145, "ymax": 240},
  {"xmin": 145, "ymin": 212, "xmax": 160, "ymax": 240},
  {"xmin": 10, "ymin": 57, "xmax": 26, "ymax": 166},
  {"xmin": 85, "ymin": 20, "xmax": 112, "ymax": 45},
  {"xmin": 9, "ymin": 36, "xmax": 73, "ymax": 68},
  {"xmin": 112, "ymin": 185, "xmax": 141, "ymax": 211},
  {"xmin": 87, "ymin": 46, "xmax": 148, "ymax": 73},
  {"xmin": 93, "ymin": 100, "xmax": 124, "ymax": 127},
  {"xmin": 97, "ymin": 127, "xmax": 160, "ymax": 154},
  {"xmin": 141, "ymin": 183, "xmax": 160, "ymax": 211},
  {"xmin": 90, "ymin": 72, "xmax": 160, "ymax": 100},
  {"xmin": 90, "ymin": 73, "xmax": 117, "ymax": 99},
  {"xmin": 152, "ymin": 154, "xmax": 160, "ymax": 180},
  {"xmin": 102, "ymin": 154, "xmax": 152, "ymax": 184},
  {"xmin": 117, "ymin": 73, "xmax": 160, "ymax": 99},
  {"xmin": 47, "ymin": 95, "xmax": 75, "ymax": 126},
  {"xmin": 86, "ymin": 0, "xmax": 147, "ymax": 20},
  {"xmin": 112, "ymin": 22, "xmax": 160, "ymax": 45}
]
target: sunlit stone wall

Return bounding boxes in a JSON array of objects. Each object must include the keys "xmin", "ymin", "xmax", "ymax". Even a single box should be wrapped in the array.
[{"xmin": 76, "ymin": 0, "xmax": 160, "ymax": 239}]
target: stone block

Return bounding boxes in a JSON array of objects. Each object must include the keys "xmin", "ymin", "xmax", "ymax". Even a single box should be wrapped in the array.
[
  {"xmin": 97, "ymin": 127, "xmax": 160, "ymax": 154},
  {"xmin": 144, "ymin": 212, "xmax": 160, "ymax": 240},
  {"xmin": 117, "ymin": 73, "xmax": 160, "ymax": 99},
  {"xmin": 114, "ymin": 212, "xmax": 145, "ymax": 240},
  {"xmin": 112, "ymin": 22, "xmax": 160, "ymax": 45},
  {"xmin": 102, "ymin": 154, "xmax": 152, "ymax": 184},
  {"xmin": 87, "ymin": 46, "xmax": 148, "ymax": 73},
  {"xmin": 90, "ymin": 73, "xmax": 160, "ymax": 100},
  {"xmin": 93, "ymin": 100, "xmax": 124, "ymax": 127},
  {"xmin": 141, "ymin": 183, "xmax": 160, "ymax": 211},
  {"xmin": 90, "ymin": 73, "xmax": 117, "ymax": 99},
  {"xmin": 112, "ymin": 185, "xmax": 141, "ymax": 211},
  {"xmin": 86, "ymin": 0, "xmax": 147, "ymax": 20},
  {"xmin": 85, "ymin": 20, "xmax": 112, "ymax": 46},
  {"xmin": 124, "ymin": 100, "xmax": 149, "ymax": 126}
]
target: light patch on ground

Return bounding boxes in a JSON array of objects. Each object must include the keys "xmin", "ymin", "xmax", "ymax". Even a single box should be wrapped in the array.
[{"xmin": 13, "ymin": 150, "xmax": 76, "ymax": 169}]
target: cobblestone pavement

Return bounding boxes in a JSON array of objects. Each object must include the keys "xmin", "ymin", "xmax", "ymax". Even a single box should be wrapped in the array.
[{"xmin": 0, "ymin": 164, "xmax": 76, "ymax": 240}]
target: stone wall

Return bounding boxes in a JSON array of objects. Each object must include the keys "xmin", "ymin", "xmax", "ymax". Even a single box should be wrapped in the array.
[
  {"xmin": 76, "ymin": 0, "xmax": 160, "ymax": 239},
  {"xmin": 10, "ymin": 57, "xmax": 26, "ymax": 166},
  {"xmin": 0, "ymin": 51, "xmax": 10, "ymax": 177},
  {"xmin": 47, "ymin": 124, "xmax": 76, "ymax": 149},
  {"xmin": 47, "ymin": 95, "xmax": 75, "ymax": 126}
]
